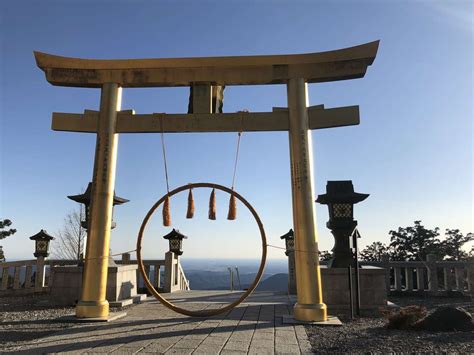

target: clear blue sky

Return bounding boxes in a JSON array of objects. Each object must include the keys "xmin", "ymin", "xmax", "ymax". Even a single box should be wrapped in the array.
[{"xmin": 1, "ymin": 0, "xmax": 472, "ymax": 261}]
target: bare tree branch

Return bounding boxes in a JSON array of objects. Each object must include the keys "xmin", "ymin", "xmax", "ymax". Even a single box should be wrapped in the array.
[{"xmin": 52, "ymin": 206, "xmax": 86, "ymax": 261}]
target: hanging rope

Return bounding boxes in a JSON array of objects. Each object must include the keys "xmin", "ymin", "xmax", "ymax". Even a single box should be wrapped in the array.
[
  {"xmin": 160, "ymin": 117, "xmax": 172, "ymax": 226},
  {"xmin": 228, "ymin": 131, "xmax": 242, "ymax": 220},
  {"xmin": 160, "ymin": 117, "xmax": 171, "ymax": 194},
  {"xmin": 208, "ymin": 188, "xmax": 217, "ymax": 220},
  {"xmin": 186, "ymin": 185, "xmax": 195, "ymax": 219},
  {"xmin": 231, "ymin": 132, "xmax": 242, "ymax": 190}
]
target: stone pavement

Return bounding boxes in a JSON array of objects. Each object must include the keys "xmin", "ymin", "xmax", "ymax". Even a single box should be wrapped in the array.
[{"xmin": 14, "ymin": 291, "xmax": 313, "ymax": 354}]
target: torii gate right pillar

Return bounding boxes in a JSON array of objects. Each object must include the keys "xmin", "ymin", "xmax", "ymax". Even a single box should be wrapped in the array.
[{"xmin": 287, "ymin": 78, "xmax": 327, "ymax": 322}]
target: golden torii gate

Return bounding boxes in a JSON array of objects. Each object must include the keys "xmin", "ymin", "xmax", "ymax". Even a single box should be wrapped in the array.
[{"xmin": 34, "ymin": 40, "xmax": 379, "ymax": 322}]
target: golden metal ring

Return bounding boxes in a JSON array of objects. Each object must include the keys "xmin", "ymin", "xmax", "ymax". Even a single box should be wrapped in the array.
[{"xmin": 136, "ymin": 182, "xmax": 267, "ymax": 317}]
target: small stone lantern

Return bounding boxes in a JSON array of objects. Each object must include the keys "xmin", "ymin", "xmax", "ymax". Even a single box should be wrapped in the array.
[
  {"xmin": 280, "ymin": 229, "xmax": 295, "ymax": 256},
  {"xmin": 163, "ymin": 229, "xmax": 188, "ymax": 256},
  {"xmin": 316, "ymin": 181, "xmax": 369, "ymax": 268},
  {"xmin": 280, "ymin": 229, "xmax": 296, "ymax": 294},
  {"xmin": 29, "ymin": 229, "xmax": 54, "ymax": 258},
  {"xmin": 68, "ymin": 182, "xmax": 129, "ymax": 230}
]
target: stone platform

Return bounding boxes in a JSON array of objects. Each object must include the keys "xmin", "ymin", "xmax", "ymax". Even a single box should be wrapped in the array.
[
  {"xmin": 49, "ymin": 264, "xmax": 144, "ymax": 307},
  {"xmin": 14, "ymin": 291, "xmax": 314, "ymax": 354},
  {"xmin": 321, "ymin": 265, "xmax": 387, "ymax": 315}
]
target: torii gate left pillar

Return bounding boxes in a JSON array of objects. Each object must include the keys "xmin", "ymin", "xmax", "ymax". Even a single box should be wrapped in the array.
[
  {"xmin": 75, "ymin": 83, "xmax": 121, "ymax": 318},
  {"xmin": 34, "ymin": 41, "xmax": 378, "ymax": 321},
  {"xmin": 288, "ymin": 78, "xmax": 325, "ymax": 320}
]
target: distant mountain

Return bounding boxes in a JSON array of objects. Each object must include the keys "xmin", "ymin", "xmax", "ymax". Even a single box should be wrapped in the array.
[
  {"xmin": 256, "ymin": 273, "xmax": 288, "ymax": 292},
  {"xmin": 186, "ymin": 271, "xmax": 259, "ymax": 290},
  {"xmin": 173, "ymin": 259, "xmax": 290, "ymax": 291}
]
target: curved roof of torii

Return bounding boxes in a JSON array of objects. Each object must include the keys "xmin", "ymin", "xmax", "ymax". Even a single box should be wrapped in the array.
[{"xmin": 34, "ymin": 40, "xmax": 379, "ymax": 88}]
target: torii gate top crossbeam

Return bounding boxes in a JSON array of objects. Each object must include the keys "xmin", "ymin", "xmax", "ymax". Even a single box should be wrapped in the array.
[{"xmin": 34, "ymin": 41, "xmax": 379, "ymax": 88}]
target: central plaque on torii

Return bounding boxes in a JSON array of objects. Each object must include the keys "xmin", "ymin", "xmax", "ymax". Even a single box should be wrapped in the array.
[{"xmin": 35, "ymin": 41, "xmax": 379, "ymax": 322}]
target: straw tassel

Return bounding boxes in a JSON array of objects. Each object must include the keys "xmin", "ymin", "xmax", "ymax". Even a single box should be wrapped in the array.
[
  {"xmin": 186, "ymin": 187, "xmax": 195, "ymax": 219},
  {"xmin": 227, "ymin": 193, "xmax": 237, "ymax": 220},
  {"xmin": 163, "ymin": 195, "xmax": 171, "ymax": 226},
  {"xmin": 208, "ymin": 188, "xmax": 216, "ymax": 220}
]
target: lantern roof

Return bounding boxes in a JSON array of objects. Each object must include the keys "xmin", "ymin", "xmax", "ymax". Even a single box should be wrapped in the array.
[
  {"xmin": 279, "ymin": 229, "xmax": 294, "ymax": 240},
  {"xmin": 68, "ymin": 182, "xmax": 129, "ymax": 205},
  {"xmin": 163, "ymin": 229, "xmax": 188, "ymax": 240},
  {"xmin": 29, "ymin": 229, "xmax": 55, "ymax": 241},
  {"xmin": 316, "ymin": 180, "xmax": 369, "ymax": 205}
]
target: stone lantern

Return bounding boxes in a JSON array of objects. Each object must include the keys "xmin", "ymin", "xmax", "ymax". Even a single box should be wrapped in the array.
[
  {"xmin": 280, "ymin": 229, "xmax": 296, "ymax": 294},
  {"xmin": 163, "ymin": 229, "xmax": 187, "ymax": 256},
  {"xmin": 29, "ymin": 229, "xmax": 54, "ymax": 258},
  {"xmin": 280, "ymin": 229, "xmax": 295, "ymax": 256},
  {"xmin": 316, "ymin": 180, "xmax": 369, "ymax": 268},
  {"xmin": 67, "ymin": 182, "xmax": 129, "ymax": 230}
]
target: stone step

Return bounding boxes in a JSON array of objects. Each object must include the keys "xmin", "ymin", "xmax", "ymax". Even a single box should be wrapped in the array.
[{"xmin": 109, "ymin": 294, "xmax": 147, "ymax": 308}]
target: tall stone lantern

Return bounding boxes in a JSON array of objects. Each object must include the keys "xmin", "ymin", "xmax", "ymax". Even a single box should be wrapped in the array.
[
  {"xmin": 316, "ymin": 181, "xmax": 369, "ymax": 268},
  {"xmin": 280, "ymin": 229, "xmax": 296, "ymax": 294},
  {"xmin": 68, "ymin": 182, "xmax": 129, "ymax": 230}
]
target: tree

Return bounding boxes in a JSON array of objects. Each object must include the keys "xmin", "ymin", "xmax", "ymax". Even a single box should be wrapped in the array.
[
  {"xmin": 389, "ymin": 221, "xmax": 441, "ymax": 261},
  {"xmin": 0, "ymin": 219, "xmax": 17, "ymax": 261},
  {"xmin": 52, "ymin": 207, "xmax": 86, "ymax": 260},
  {"xmin": 442, "ymin": 230, "xmax": 474, "ymax": 261},
  {"xmin": 360, "ymin": 241, "xmax": 389, "ymax": 261}
]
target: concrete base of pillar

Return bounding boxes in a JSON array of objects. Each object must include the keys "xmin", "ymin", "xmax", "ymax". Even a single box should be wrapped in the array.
[
  {"xmin": 282, "ymin": 314, "xmax": 342, "ymax": 326},
  {"xmin": 59, "ymin": 311, "xmax": 127, "ymax": 323},
  {"xmin": 294, "ymin": 302, "xmax": 327, "ymax": 322}
]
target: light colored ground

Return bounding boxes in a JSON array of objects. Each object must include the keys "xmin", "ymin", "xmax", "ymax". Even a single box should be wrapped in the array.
[{"xmin": 11, "ymin": 291, "xmax": 312, "ymax": 354}]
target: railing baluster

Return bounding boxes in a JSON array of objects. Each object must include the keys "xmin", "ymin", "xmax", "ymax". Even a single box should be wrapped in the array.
[
  {"xmin": 455, "ymin": 267, "xmax": 465, "ymax": 291},
  {"xmin": 144, "ymin": 265, "xmax": 150, "ymax": 282},
  {"xmin": 381, "ymin": 255, "xmax": 391, "ymax": 294},
  {"xmin": 416, "ymin": 267, "xmax": 425, "ymax": 292},
  {"xmin": 394, "ymin": 267, "xmax": 402, "ymax": 291},
  {"xmin": 47, "ymin": 266, "xmax": 54, "ymax": 287},
  {"xmin": 13, "ymin": 266, "xmax": 21, "ymax": 289},
  {"xmin": 468, "ymin": 264, "xmax": 474, "ymax": 296},
  {"xmin": 426, "ymin": 254, "xmax": 439, "ymax": 293},
  {"xmin": 405, "ymin": 267, "xmax": 414, "ymax": 291},
  {"xmin": 1, "ymin": 267, "xmax": 9, "ymax": 290},
  {"xmin": 154, "ymin": 264, "xmax": 160, "ymax": 289},
  {"xmin": 35, "ymin": 257, "xmax": 45, "ymax": 292},
  {"xmin": 25, "ymin": 265, "xmax": 33, "ymax": 288},
  {"xmin": 443, "ymin": 267, "xmax": 454, "ymax": 291}
]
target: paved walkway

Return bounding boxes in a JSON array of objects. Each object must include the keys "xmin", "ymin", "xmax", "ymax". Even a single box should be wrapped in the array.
[{"xmin": 15, "ymin": 291, "xmax": 312, "ymax": 354}]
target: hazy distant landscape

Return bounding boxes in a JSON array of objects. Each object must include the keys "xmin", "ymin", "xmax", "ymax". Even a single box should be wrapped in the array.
[{"xmin": 180, "ymin": 259, "xmax": 289, "ymax": 291}]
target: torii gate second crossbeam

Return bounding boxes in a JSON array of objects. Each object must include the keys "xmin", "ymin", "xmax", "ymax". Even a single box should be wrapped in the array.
[{"xmin": 34, "ymin": 40, "xmax": 379, "ymax": 322}]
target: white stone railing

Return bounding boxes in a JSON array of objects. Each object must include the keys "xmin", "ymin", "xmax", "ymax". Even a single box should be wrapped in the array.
[
  {"xmin": 179, "ymin": 262, "xmax": 190, "ymax": 290},
  {"xmin": 360, "ymin": 255, "xmax": 474, "ymax": 295},
  {"xmin": 0, "ymin": 251, "xmax": 190, "ymax": 296},
  {"xmin": 118, "ymin": 252, "xmax": 190, "ymax": 293},
  {"xmin": 0, "ymin": 257, "xmax": 48, "ymax": 294}
]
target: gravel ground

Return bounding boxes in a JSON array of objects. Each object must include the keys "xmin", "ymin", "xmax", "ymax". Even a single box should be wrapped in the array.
[
  {"xmin": 0, "ymin": 295, "xmax": 76, "ymax": 351},
  {"xmin": 0, "ymin": 295, "xmax": 128, "ymax": 352},
  {"xmin": 306, "ymin": 296, "xmax": 474, "ymax": 354}
]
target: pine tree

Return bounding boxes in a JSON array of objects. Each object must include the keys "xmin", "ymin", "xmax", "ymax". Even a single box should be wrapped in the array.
[{"xmin": 0, "ymin": 219, "xmax": 17, "ymax": 261}]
